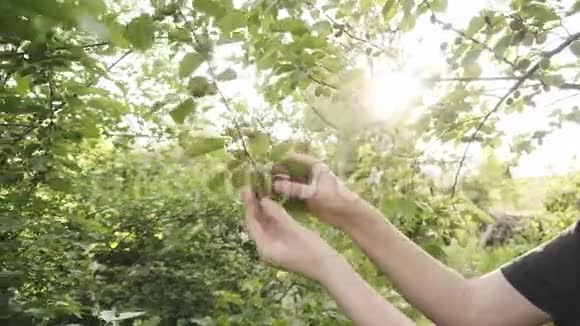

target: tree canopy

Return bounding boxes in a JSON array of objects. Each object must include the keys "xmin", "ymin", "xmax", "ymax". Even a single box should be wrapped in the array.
[{"xmin": 1, "ymin": 0, "xmax": 580, "ymax": 325}]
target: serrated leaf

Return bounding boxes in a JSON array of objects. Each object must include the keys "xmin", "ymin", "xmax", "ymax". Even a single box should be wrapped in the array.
[
  {"xmin": 570, "ymin": 41, "xmax": 580, "ymax": 56},
  {"xmin": 179, "ymin": 53, "xmax": 204, "ymax": 78},
  {"xmin": 125, "ymin": 14, "xmax": 154, "ymax": 50},
  {"xmin": 170, "ymin": 99, "xmax": 196, "ymax": 124},
  {"xmin": 216, "ymin": 68, "xmax": 237, "ymax": 81},
  {"xmin": 382, "ymin": 0, "xmax": 398, "ymax": 22},
  {"xmin": 217, "ymin": 10, "xmax": 246, "ymax": 34}
]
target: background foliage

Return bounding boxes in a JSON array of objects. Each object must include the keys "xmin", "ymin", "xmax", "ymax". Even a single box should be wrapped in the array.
[{"xmin": 1, "ymin": 0, "xmax": 579, "ymax": 325}]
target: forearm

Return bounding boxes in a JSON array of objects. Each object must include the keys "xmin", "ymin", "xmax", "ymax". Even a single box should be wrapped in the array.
[
  {"xmin": 342, "ymin": 200, "xmax": 475, "ymax": 325},
  {"xmin": 316, "ymin": 254, "xmax": 414, "ymax": 326}
]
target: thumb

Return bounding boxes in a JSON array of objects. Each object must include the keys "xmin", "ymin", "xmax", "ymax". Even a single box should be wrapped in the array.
[{"xmin": 259, "ymin": 197, "xmax": 293, "ymax": 223}]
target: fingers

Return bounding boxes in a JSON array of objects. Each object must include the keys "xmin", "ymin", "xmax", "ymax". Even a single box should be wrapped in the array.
[
  {"xmin": 273, "ymin": 179, "xmax": 315, "ymax": 200},
  {"xmin": 259, "ymin": 197, "xmax": 292, "ymax": 223},
  {"xmin": 283, "ymin": 152, "xmax": 321, "ymax": 168},
  {"xmin": 241, "ymin": 189, "xmax": 263, "ymax": 242}
]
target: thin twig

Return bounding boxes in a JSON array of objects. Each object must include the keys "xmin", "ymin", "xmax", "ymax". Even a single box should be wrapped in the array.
[
  {"xmin": 429, "ymin": 76, "xmax": 519, "ymax": 82},
  {"xmin": 450, "ymin": 31, "xmax": 580, "ymax": 197},
  {"xmin": 304, "ymin": 70, "xmax": 338, "ymax": 90},
  {"xmin": 308, "ymin": 103, "xmax": 338, "ymax": 130},
  {"xmin": 107, "ymin": 50, "xmax": 133, "ymax": 71},
  {"xmin": 177, "ymin": 10, "xmax": 258, "ymax": 169},
  {"xmin": 423, "ymin": 1, "xmax": 516, "ymax": 69},
  {"xmin": 54, "ymin": 42, "xmax": 111, "ymax": 51}
]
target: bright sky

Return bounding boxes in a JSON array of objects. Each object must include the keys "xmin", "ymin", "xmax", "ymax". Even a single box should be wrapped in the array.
[{"xmin": 359, "ymin": 0, "xmax": 580, "ymax": 178}]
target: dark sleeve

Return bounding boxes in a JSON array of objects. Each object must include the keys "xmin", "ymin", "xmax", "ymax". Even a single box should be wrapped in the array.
[{"xmin": 501, "ymin": 221, "xmax": 580, "ymax": 323}]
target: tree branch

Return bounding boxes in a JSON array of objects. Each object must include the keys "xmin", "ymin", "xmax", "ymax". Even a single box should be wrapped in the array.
[
  {"xmin": 54, "ymin": 42, "xmax": 111, "ymax": 51},
  {"xmin": 560, "ymin": 83, "xmax": 580, "ymax": 90},
  {"xmin": 308, "ymin": 103, "xmax": 338, "ymax": 130},
  {"xmin": 423, "ymin": 2, "xmax": 516, "ymax": 69},
  {"xmin": 107, "ymin": 50, "xmax": 133, "ymax": 71},
  {"xmin": 450, "ymin": 31, "xmax": 580, "ymax": 197},
  {"xmin": 429, "ymin": 76, "xmax": 519, "ymax": 83},
  {"xmin": 177, "ymin": 9, "xmax": 258, "ymax": 170},
  {"xmin": 304, "ymin": 71, "xmax": 338, "ymax": 90}
]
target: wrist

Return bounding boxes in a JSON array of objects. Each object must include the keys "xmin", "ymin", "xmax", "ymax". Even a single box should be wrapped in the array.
[
  {"xmin": 311, "ymin": 252, "xmax": 350, "ymax": 284},
  {"xmin": 336, "ymin": 197, "xmax": 382, "ymax": 234}
]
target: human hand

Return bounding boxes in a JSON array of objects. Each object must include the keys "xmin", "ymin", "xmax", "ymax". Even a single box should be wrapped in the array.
[
  {"xmin": 271, "ymin": 153, "xmax": 363, "ymax": 230},
  {"xmin": 241, "ymin": 189, "xmax": 339, "ymax": 281}
]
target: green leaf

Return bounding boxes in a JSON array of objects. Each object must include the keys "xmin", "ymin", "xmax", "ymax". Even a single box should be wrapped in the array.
[
  {"xmin": 400, "ymin": 14, "xmax": 416, "ymax": 32},
  {"xmin": 47, "ymin": 177, "xmax": 73, "ymax": 193},
  {"xmin": 0, "ymin": 216, "xmax": 23, "ymax": 232},
  {"xmin": 536, "ymin": 32, "xmax": 548, "ymax": 44},
  {"xmin": 516, "ymin": 58, "xmax": 531, "ymax": 71},
  {"xmin": 314, "ymin": 86, "xmax": 324, "ymax": 97},
  {"xmin": 273, "ymin": 18, "xmax": 309, "ymax": 36},
  {"xmin": 216, "ymin": 68, "xmax": 237, "ymax": 81},
  {"xmin": 462, "ymin": 48, "xmax": 482, "ymax": 65},
  {"xmin": 569, "ymin": 1, "xmax": 580, "ymax": 15},
  {"xmin": 188, "ymin": 76, "xmax": 211, "ymax": 97},
  {"xmin": 382, "ymin": 0, "xmax": 398, "ymax": 22},
  {"xmin": 14, "ymin": 75, "xmax": 31, "ymax": 95},
  {"xmin": 464, "ymin": 63, "xmax": 482, "ymax": 78},
  {"xmin": 179, "ymin": 53, "xmax": 204, "ymax": 78},
  {"xmin": 430, "ymin": 0, "xmax": 448, "ymax": 12},
  {"xmin": 523, "ymin": 3, "xmax": 559, "ymax": 22},
  {"xmin": 570, "ymin": 41, "xmax": 580, "ymax": 57},
  {"xmin": 170, "ymin": 99, "xmax": 196, "ymax": 124},
  {"xmin": 270, "ymin": 142, "xmax": 294, "ymax": 161},
  {"xmin": 79, "ymin": 124, "xmax": 100, "ymax": 138},
  {"xmin": 248, "ymin": 132, "xmax": 271, "ymax": 158},
  {"xmin": 0, "ymin": 96, "xmax": 44, "ymax": 115},
  {"xmin": 312, "ymin": 21, "xmax": 332, "ymax": 35},
  {"xmin": 543, "ymin": 74, "xmax": 565, "ymax": 87},
  {"xmin": 182, "ymin": 136, "xmax": 225, "ymax": 157},
  {"xmin": 193, "ymin": 0, "xmax": 228, "ymax": 18},
  {"xmin": 125, "ymin": 14, "xmax": 155, "ymax": 50},
  {"xmin": 465, "ymin": 16, "xmax": 485, "ymax": 37},
  {"xmin": 493, "ymin": 34, "xmax": 512, "ymax": 58},
  {"xmin": 217, "ymin": 10, "xmax": 246, "ymax": 34}
]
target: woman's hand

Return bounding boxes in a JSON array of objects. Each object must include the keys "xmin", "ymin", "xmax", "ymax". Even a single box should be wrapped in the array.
[
  {"xmin": 241, "ymin": 189, "xmax": 339, "ymax": 281},
  {"xmin": 272, "ymin": 153, "xmax": 364, "ymax": 230}
]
